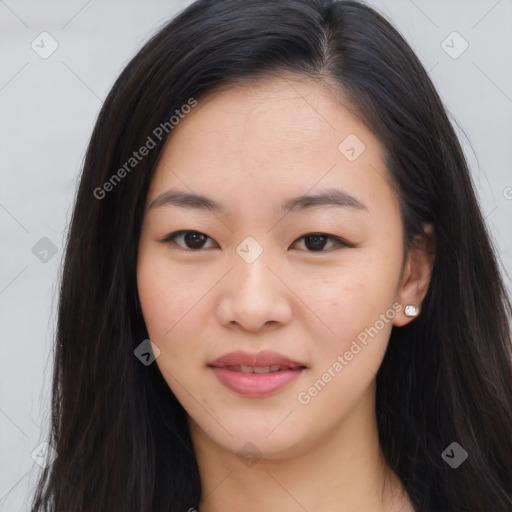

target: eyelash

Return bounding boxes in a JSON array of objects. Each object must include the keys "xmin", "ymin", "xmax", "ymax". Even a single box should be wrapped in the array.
[{"xmin": 160, "ymin": 230, "xmax": 353, "ymax": 252}]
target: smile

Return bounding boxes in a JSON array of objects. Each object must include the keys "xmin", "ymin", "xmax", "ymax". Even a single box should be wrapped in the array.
[{"xmin": 209, "ymin": 366, "xmax": 305, "ymax": 396}]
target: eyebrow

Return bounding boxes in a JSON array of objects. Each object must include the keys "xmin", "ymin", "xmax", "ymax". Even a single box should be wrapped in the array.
[{"xmin": 148, "ymin": 187, "xmax": 368, "ymax": 216}]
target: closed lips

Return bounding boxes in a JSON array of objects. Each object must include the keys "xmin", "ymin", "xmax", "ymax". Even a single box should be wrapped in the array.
[
  {"xmin": 208, "ymin": 350, "xmax": 308, "ymax": 396},
  {"xmin": 207, "ymin": 350, "xmax": 308, "ymax": 370},
  {"xmin": 224, "ymin": 365, "xmax": 306, "ymax": 373}
]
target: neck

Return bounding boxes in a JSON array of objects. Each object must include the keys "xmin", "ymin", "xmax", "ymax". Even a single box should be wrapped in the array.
[{"xmin": 189, "ymin": 382, "xmax": 414, "ymax": 512}]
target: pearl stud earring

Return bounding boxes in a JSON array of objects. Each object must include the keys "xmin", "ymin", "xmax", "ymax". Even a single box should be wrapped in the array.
[{"xmin": 404, "ymin": 304, "xmax": 419, "ymax": 317}]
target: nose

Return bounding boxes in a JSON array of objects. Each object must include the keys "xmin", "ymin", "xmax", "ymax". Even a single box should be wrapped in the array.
[{"xmin": 215, "ymin": 252, "xmax": 293, "ymax": 333}]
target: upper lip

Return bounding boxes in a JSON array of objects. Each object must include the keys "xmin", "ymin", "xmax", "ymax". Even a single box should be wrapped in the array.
[{"xmin": 208, "ymin": 350, "xmax": 307, "ymax": 369}]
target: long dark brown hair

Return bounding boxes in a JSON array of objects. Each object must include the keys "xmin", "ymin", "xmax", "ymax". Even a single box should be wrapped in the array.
[{"xmin": 30, "ymin": 1, "xmax": 512, "ymax": 510}]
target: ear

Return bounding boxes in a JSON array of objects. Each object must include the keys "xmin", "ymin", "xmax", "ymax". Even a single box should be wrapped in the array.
[{"xmin": 393, "ymin": 223, "xmax": 436, "ymax": 327}]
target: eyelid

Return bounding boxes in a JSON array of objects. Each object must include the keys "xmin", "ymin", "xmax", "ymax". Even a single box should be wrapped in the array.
[
  {"xmin": 293, "ymin": 231, "xmax": 355, "ymax": 254},
  {"xmin": 161, "ymin": 230, "xmax": 218, "ymax": 249},
  {"xmin": 160, "ymin": 230, "xmax": 353, "ymax": 251}
]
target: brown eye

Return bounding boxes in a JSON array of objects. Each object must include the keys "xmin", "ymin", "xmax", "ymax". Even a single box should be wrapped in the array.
[
  {"xmin": 293, "ymin": 233, "xmax": 348, "ymax": 252},
  {"xmin": 162, "ymin": 230, "xmax": 216, "ymax": 250},
  {"xmin": 161, "ymin": 231, "xmax": 350, "ymax": 252}
]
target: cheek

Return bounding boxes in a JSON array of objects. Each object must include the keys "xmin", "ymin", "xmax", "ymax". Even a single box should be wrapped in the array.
[
  {"xmin": 137, "ymin": 252, "xmax": 195, "ymax": 346},
  {"xmin": 136, "ymin": 250, "xmax": 220, "ymax": 381},
  {"xmin": 137, "ymin": 263, "xmax": 171, "ymax": 339},
  {"xmin": 137, "ymin": 263, "xmax": 195, "ymax": 398},
  {"xmin": 300, "ymin": 255, "xmax": 401, "ymax": 364},
  {"xmin": 294, "ymin": 274, "xmax": 397, "ymax": 418}
]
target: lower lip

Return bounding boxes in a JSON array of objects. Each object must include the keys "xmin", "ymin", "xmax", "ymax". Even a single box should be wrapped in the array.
[{"xmin": 209, "ymin": 366, "xmax": 305, "ymax": 397}]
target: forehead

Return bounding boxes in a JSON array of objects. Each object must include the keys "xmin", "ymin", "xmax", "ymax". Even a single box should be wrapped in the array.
[
  {"xmin": 174, "ymin": 77, "xmax": 370, "ymax": 150},
  {"xmin": 148, "ymin": 77, "xmax": 394, "ymax": 215}
]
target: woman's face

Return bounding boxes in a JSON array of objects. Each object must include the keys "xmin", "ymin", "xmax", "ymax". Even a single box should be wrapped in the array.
[{"xmin": 137, "ymin": 77, "xmax": 421, "ymax": 459}]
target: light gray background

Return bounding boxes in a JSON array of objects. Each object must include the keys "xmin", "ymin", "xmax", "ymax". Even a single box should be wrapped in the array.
[{"xmin": 1, "ymin": 0, "xmax": 511, "ymax": 510}]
